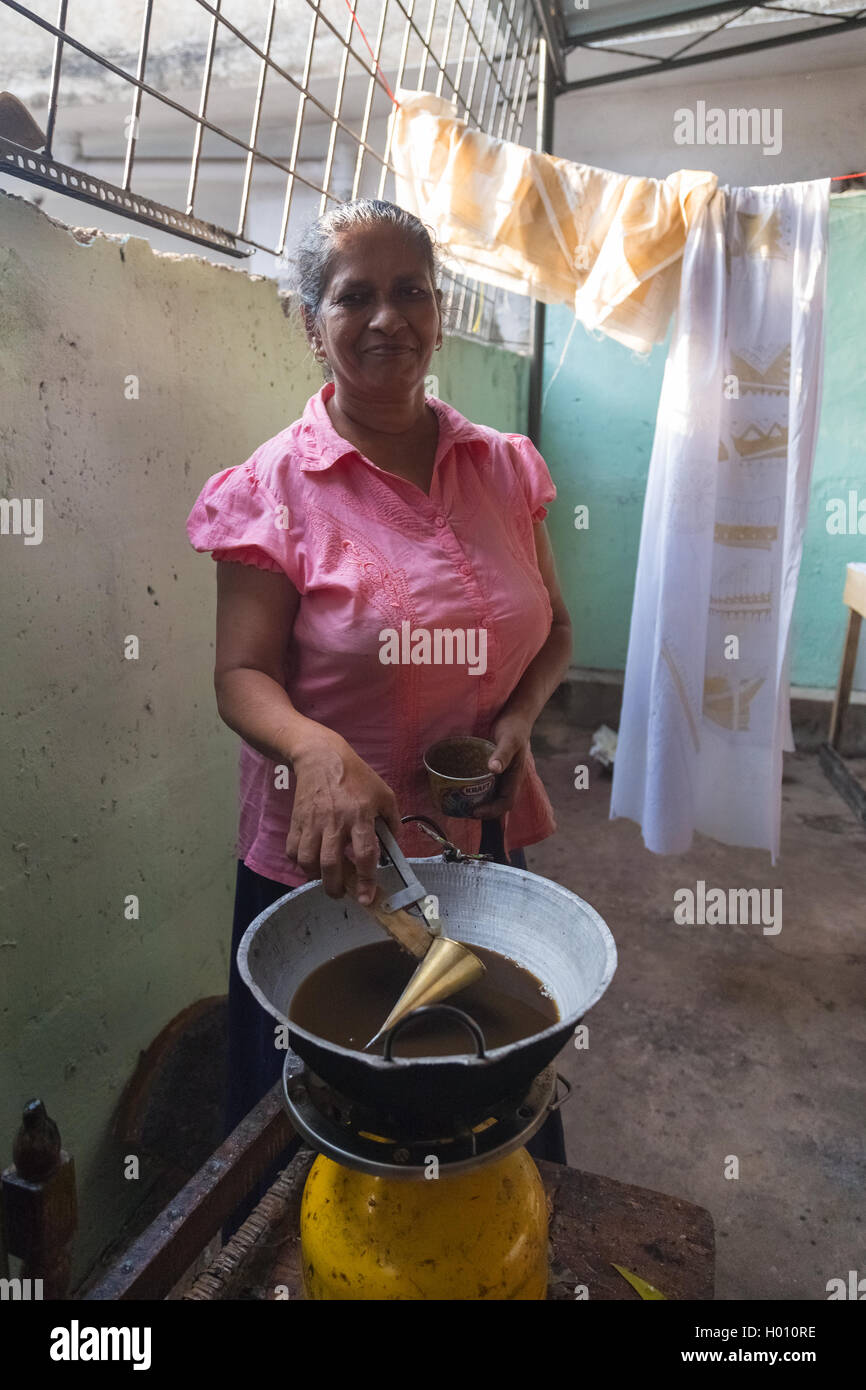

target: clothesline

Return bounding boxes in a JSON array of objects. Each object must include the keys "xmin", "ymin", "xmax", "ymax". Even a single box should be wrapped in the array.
[
  {"xmin": 342, "ymin": 0, "xmax": 865, "ymax": 184},
  {"xmin": 342, "ymin": 0, "xmax": 400, "ymax": 108}
]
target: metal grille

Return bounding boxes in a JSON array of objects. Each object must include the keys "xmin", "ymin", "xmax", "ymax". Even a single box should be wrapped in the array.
[
  {"xmin": 558, "ymin": 1, "xmax": 866, "ymax": 91},
  {"xmin": 0, "ymin": 0, "xmax": 543, "ymax": 347}
]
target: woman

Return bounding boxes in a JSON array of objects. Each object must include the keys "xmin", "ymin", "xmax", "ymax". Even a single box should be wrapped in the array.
[{"xmin": 187, "ymin": 199, "xmax": 573, "ymax": 1169}]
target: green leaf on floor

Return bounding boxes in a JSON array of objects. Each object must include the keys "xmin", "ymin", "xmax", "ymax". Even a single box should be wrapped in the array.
[{"xmin": 612, "ymin": 1264, "xmax": 667, "ymax": 1300}]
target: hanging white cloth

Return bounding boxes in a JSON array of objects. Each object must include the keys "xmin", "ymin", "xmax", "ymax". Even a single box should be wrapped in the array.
[
  {"xmin": 389, "ymin": 89, "xmax": 829, "ymax": 859},
  {"xmin": 610, "ymin": 180, "xmax": 830, "ymax": 862}
]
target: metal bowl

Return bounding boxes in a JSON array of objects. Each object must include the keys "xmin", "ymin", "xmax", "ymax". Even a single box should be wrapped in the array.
[{"xmin": 239, "ymin": 857, "xmax": 616, "ymax": 1128}]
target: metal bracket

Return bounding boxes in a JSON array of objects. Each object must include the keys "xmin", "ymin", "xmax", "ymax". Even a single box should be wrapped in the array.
[
  {"xmin": 0, "ymin": 136, "xmax": 247, "ymax": 257},
  {"xmin": 375, "ymin": 819, "xmax": 441, "ymax": 932},
  {"xmin": 548, "ymin": 1073, "xmax": 573, "ymax": 1113},
  {"xmin": 399, "ymin": 814, "xmax": 494, "ymax": 863},
  {"xmin": 381, "ymin": 883, "xmax": 424, "ymax": 914}
]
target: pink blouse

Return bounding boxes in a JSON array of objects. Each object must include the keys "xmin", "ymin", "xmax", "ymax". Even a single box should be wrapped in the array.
[{"xmin": 187, "ymin": 383, "xmax": 558, "ymax": 886}]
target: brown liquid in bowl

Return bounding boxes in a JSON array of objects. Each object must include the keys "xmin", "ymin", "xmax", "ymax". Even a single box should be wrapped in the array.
[{"xmin": 289, "ymin": 939, "xmax": 559, "ymax": 1056}]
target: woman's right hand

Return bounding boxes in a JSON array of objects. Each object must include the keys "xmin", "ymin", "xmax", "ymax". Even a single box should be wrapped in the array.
[{"xmin": 285, "ymin": 731, "xmax": 400, "ymax": 905}]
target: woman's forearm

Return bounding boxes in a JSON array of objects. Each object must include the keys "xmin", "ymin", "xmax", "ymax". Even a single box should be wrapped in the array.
[
  {"xmin": 498, "ymin": 617, "xmax": 573, "ymax": 730},
  {"xmin": 215, "ymin": 666, "xmax": 345, "ymax": 767}
]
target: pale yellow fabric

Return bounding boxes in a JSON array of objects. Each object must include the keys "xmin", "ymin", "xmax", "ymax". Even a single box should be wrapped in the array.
[{"xmin": 390, "ymin": 91, "xmax": 718, "ymax": 353}]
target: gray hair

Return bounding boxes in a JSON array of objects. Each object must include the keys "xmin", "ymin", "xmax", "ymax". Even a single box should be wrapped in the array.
[{"xmin": 293, "ymin": 199, "xmax": 442, "ymax": 331}]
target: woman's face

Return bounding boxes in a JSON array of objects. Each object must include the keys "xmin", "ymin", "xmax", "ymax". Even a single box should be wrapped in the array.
[{"xmin": 309, "ymin": 223, "xmax": 442, "ymax": 398}]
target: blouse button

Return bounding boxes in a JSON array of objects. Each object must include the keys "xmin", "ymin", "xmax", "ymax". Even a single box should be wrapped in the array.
[
  {"xmin": 459, "ymin": 563, "xmax": 471, "ymax": 576},
  {"xmin": 434, "ymin": 515, "xmax": 447, "ymax": 528}
]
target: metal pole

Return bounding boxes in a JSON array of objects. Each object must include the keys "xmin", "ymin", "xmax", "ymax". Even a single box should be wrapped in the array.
[
  {"xmin": 527, "ymin": 36, "xmax": 553, "ymax": 447},
  {"xmin": 121, "ymin": 0, "xmax": 154, "ymax": 192},
  {"xmin": 559, "ymin": 13, "xmax": 866, "ymax": 91},
  {"xmin": 43, "ymin": 0, "xmax": 68, "ymax": 157}
]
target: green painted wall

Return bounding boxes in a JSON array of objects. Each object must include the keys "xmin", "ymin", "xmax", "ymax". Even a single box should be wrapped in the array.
[
  {"xmin": 540, "ymin": 193, "xmax": 866, "ymax": 691},
  {"xmin": 794, "ymin": 195, "xmax": 866, "ymax": 689},
  {"xmin": 435, "ymin": 334, "xmax": 529, "ymax": 434}
]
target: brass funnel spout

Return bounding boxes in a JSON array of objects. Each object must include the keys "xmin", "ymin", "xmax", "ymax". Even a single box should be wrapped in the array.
[{"xmin": 365, "ymin": 936, "xmax": 485, "ymax": 1051}]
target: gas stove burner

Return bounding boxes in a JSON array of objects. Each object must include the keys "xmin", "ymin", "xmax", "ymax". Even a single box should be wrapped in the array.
[{"xmin": 282, "ymin": 1049, "xmax": 563, "ymax": 1177}]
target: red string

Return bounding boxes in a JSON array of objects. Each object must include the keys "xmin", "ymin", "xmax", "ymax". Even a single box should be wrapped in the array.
[
  {"xmin": 831, "ymin": 170, "xmax": 866, "ymax": 180},
  {"xmin": 329, "ymin": 18, "xmax": 858, "ymax": 166},
  {"xmin": 332, "ymin": 15, "xmax": 857, "ymax": 162},
  {"xmin": 342, "ymin": 0, "xmax": 400, "ymax": 108}
]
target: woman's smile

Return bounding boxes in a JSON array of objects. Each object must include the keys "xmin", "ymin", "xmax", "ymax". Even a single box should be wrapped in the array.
[
  {"xmin": 313, "ymin": 223, "xmax": 442, "ymax": 398},
  {"xmin": 364, "ymin": 342, "xmax": 416, "ymax": 354}
]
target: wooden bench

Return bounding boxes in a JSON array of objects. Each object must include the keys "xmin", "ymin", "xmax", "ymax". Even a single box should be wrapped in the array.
[
  {"xmin": 79, "ymin": 1084, "xmax": 713, "ymax": 1301},
  {"xmin": 7, "ymin": 1088, "xmax": 714, "ymax": 1301},
  {"xmin": 178, "ymin": 1146, "xmax": 715, "ymax": 1301},
  {"xmin": 820, "ymin": 561, "xmax": 866, "ymax": 825}
]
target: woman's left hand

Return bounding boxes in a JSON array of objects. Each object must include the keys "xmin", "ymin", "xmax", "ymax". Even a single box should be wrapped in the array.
[{"xmin": 471, "ymin": 712, "xmax": 531, "ymax": 819}]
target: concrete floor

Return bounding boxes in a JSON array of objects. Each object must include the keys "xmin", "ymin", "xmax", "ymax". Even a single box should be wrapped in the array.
[{"xmin": 527, "ymin": 712, "xmax": 866, "ymax": 1301}]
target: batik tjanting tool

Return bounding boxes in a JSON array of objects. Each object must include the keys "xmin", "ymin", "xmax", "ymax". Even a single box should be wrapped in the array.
[{"xmin": 357, "ymin": 817, "xmax": 486, "ymax": 1049}]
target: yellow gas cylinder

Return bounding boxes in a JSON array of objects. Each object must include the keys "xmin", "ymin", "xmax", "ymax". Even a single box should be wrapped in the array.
[{"xmin": 300, "ymin": 1147, "xmax": 548, "ymax": 1300}]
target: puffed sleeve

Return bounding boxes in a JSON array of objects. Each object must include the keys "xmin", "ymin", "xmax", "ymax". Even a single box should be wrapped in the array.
[
  {"xmin": 504, "ymin": 434, "xmax": 557, "ymax": 523},
  {"xmin": 186, "ymin": 451, "xmax": 300, "ymax": 585}
]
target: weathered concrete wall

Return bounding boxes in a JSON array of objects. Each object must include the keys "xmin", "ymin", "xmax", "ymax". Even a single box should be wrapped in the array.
[
  {"xmin": 552, "ymin": 62, "xmax": 866, "ymax": 187},
  {"xmin": 0, "ymin": 189, "xmax": 529, "ymax": 1283}
]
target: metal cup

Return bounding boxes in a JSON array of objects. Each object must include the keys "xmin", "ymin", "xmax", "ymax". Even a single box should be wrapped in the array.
[{"xmin": 423, "ymin": 735, "xmax": 498, "ymax": 818}]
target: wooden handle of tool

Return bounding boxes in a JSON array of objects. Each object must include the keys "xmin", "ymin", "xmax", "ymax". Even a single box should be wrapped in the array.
[{"xmin": 342, "ymin": 861, "xmax": 431, "ymax": 959}]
